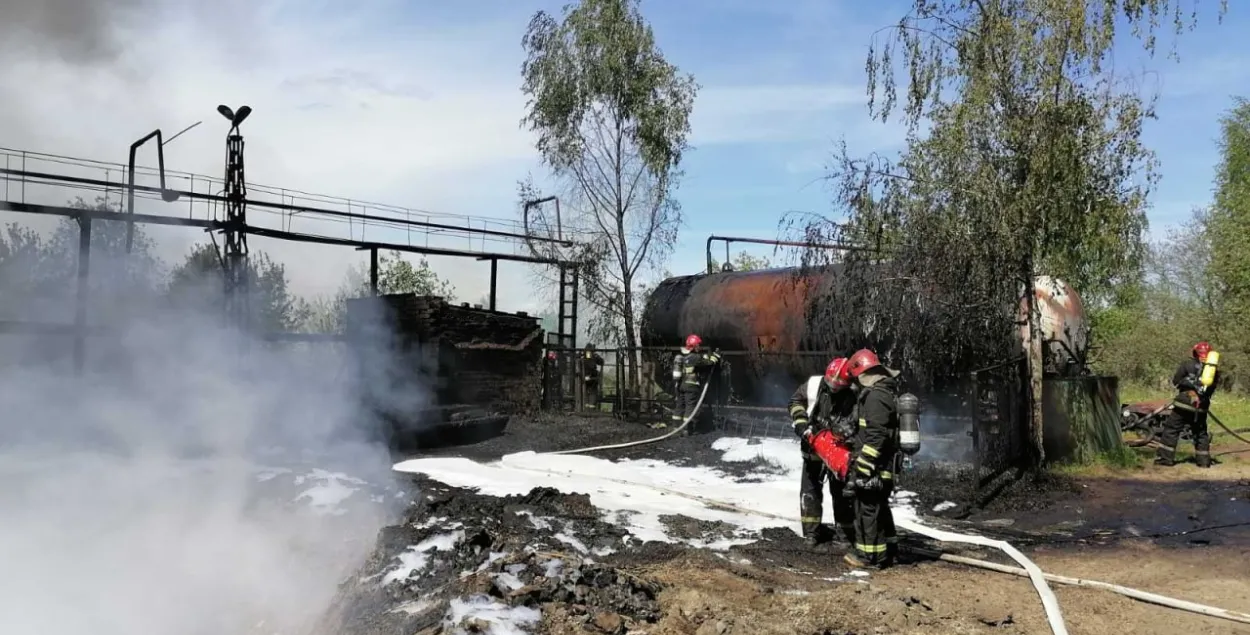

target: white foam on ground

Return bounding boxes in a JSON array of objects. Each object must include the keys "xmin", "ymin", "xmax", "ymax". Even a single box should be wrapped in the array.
[
  {"xmin": 382, "ymin": 530, "xmax": 466, "ymax": 585},
  {"xmin": 393, "ymin": 437, "xmax": 920, "ymax": 546},
  {"xmin": 445, "ymin": 595, "xmax": 541, "ymax": 635}
]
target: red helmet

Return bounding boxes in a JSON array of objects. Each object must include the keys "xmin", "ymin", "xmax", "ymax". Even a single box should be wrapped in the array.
[
  {"xmin": 684, "ymin": 334, "xmax": 703, "ymax": 350},
  {"xmin": 846, "ymin": 348, "xmax": 882, "ymax": 379},
  {"xmin": 1193, "ymin": 341, "xmax": 1211, "ymax": 361},
  {"xmin": 824, "ymin": 357, "xmax": 850, "ymax": 389}
]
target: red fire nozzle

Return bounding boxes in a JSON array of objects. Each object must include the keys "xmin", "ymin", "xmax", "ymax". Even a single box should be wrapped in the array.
[{"xmin": 810, "ymin": 429, "xmax": 852, "ymax": 481}]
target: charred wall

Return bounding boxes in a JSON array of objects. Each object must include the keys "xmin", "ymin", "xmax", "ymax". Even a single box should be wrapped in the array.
[{"xmin": 345, "ymin": 294, "xmax": 544, "ymax": 414}]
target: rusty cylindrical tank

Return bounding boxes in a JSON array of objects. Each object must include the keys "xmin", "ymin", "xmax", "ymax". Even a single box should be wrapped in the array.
[
  {"xmin": 640, "ymin": 265, "xmax": 868, "ymax": 404},
  {"xmin": 641, "ymin": 267, "xmax": 1089, "ymax": 405}
]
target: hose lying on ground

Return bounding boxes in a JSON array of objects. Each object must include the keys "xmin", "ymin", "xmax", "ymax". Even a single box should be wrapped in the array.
[
  {"xmin": 546, "ymin": 378, "xmax": 713, "ymax": 455},
  {"xmin": 907, "ymin": 547, "xmax": 1250, "ymax": 626},
  {"xmin": 1208, "ymin": 410, "xmax": 1250, "ymax": 446},
  {"xmin": 502, "ymin": 457, "xmax": 1069, "ymax": 635}
]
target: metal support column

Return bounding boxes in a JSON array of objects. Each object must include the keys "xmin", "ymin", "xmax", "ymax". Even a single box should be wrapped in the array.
[
  {"xmin": 370, "ymin": 248, "xmax": 379, "ymax": 296},
  {"xmin": 72, "ymin": 216, "xmax": 91, "ymax": 375},
  {"xmin": 488, "ymin": 258, "xmax": 498, "ymax": 310},
  {"xmin": 222, "ymin": 132, "xmax": 249, "ymax": 329}
]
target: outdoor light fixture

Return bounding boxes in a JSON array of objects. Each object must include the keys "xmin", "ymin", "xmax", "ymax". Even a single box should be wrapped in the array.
[{"xmin": 217, "ymin": 104, "xmax": 253, "ymax": 128}]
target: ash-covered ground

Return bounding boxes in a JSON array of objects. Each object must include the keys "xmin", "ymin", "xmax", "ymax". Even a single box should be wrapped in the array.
[{"xmin": 318, "ymin": 413, "xmax": 1250, "ymax": 635}]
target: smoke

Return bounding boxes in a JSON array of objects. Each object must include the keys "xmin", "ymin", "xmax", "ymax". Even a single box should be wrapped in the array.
[
  {"xmin": 0, "ymin": 0, "xmax": 153, "ymax": 63},
  {"xmin": 912, "ymin": 391, "xmax": 975, "ymax": 465},
  {"xmin": 0, "ymin": 226, "xmax": 417, "ymax": 635}
]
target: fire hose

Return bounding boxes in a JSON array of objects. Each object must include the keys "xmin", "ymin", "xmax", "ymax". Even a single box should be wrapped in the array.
[
  {"xmin": 525, "ymin": 384, "xmax": 1250, "ymax": 631},
  {"xmin": 1133, "ymin": 402, "xmax": 1250, "ymax": 447},
  {"xmin": 545, "ymin": 375, "xmax": 714, "ymax": 455},
  {"xmin": 501, "ymin": 456, "xmax": 1250, "ymax": 630}
]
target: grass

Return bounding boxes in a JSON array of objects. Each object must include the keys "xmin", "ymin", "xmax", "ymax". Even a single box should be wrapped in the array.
[{"xmin": 1050, "ymin": 382, "xmax": 1250, "ymax": 477}]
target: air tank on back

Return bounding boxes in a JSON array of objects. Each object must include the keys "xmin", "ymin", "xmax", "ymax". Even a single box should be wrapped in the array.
[{"xmin": 640, "ymin": 266, "xmax": 1090, "ymax": 405}]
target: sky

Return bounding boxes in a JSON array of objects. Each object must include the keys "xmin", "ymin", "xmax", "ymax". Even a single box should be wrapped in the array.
[{"xmin": 0, "ymin": 0, "xmax": 1246, "ymax": 319}]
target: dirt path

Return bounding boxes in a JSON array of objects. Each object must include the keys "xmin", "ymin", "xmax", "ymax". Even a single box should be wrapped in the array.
[{"xmin": 566, "ymin": 542, "xmax": 1250, "ymax": 635}]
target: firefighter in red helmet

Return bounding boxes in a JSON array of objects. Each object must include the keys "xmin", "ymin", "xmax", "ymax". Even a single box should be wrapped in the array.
[
  {"xmin": 788, "ymin": 357, "xmax": 857, "ymax": 546},
  {"xmin": 842, "ymin": 348, "xmax": 901, "ymax": 569},
  {"xmin": 1156, "ymin": 341, "xmax": 1220, "ymax": 468},
  {"xmin": 670, "ymin": 334, "xmax": 721, "ymax": 434}
]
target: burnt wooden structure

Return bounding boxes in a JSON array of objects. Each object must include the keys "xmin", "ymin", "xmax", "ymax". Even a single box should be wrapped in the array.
[{"xmin": 345, "ymin": 294, "xmax": 544, "ymax": 415}]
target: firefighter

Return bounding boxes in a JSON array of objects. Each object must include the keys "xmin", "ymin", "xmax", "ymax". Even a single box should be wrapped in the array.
[
  {"xmin": 541, "ymin": 351, "xmax": 561, "ymax": 411},
  {"xmin": 788, "ymin": 357, "xmax": 857, "ymax": 546},
  {"xmin": 582, "ymin": 343, "xmax": 605, "ymax": 410},
  {"xmin": 1155, "ymin": 341, "xmax": 1220, "ymax": 468},
  {"xmin": 843, "ymin": 348, "xmax": 901, "ymax": 569},
  {"xmin": 671, "ymin": 334, "xmax": 721, "ymax": 434}
]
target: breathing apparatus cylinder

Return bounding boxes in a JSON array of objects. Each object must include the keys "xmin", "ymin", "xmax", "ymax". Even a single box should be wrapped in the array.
[
  {"xmin": 897, "ymin": 392, "xmax": 922, "ymax": 456},
  {"xmin": 1200, "ymin": 350, "xmax": 1220, "ymax": 389}
]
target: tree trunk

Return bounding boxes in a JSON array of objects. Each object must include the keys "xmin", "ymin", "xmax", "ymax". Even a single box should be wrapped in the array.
[
  {"xmin": 621, "ymin": 277, "xmax": 642, "ymax": 394},
  {"xmin": 1022, "ymin": 261, "xmax": 1046, "ymax": 467}
]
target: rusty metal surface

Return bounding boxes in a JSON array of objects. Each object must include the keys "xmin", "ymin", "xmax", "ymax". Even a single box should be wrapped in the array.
[
  {"xmin": 1017, "ymin": 276, "xmax": 1090, "ymax": 374},
  {"xmin": 640, "ymin": 266, "xmax": 865, "ymax": 403}
]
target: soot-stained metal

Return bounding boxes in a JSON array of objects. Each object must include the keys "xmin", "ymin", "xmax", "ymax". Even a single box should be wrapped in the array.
[{"xmin": 641, "ymin": 262, "xmax": 1092, "ymax": 406}]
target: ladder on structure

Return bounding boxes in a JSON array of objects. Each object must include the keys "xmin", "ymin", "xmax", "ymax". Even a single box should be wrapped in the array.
[{"xmin": 556, "ymin": 264, "xmax": 579, "ymax": 350}]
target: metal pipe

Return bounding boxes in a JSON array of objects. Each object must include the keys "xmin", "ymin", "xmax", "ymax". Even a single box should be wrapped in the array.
[
  {"xmin": 126, "ymin": 129, "xmax": 180, "ymax": 254},
  {"xmin": 1, "ymin": 201, "xmax": 573, "ymax": 267},
  {"xmin": 704, "ymin": 234, "xmax": 876, "ymax": 274},
  {"xmin": 369, "ymin": 248, "xmax": 379, "ymax": 296},
  {"xmin": 0, "ymin": 201, "xmax": 217, "ymax": 228},
  {"xmin": 1, "ymin": 167, "xmax": 573, "ymax": 246},
  {"xmin": 489, "ymin": 258, "xmax": 498, "ymax": 310},
  {"xmin": 72, "ymin": 217, "xmax": 91, "ymax": 375}
]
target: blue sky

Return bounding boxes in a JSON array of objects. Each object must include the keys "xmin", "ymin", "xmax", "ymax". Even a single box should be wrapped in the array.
[
  {"xmin": 1, "ymin": 0, "xmax": 1246, "ymax": 313},
  {"xmin": 369, "ymin": 0, "xmax": 1250, "ymax": 279}
]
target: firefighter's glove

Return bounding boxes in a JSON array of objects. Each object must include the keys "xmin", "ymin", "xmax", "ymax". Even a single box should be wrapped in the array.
[
  {"xmin": 793, "ymin": 419, "xmax": 811, "ymax": 439},
  {"xmin": 840, "ymin": 478, "xmax": 857, "ymax": 498},
  {"xmin": 856, "ymin": 473, "xmax": 884, "ymax": 493}
]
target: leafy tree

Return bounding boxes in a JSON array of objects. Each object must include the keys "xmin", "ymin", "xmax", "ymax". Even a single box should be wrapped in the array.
[
  {"xmin": 375, "ymin": 251, "xmax": 457, "ymax": 299},
  {"xmin": 709, "ymin": 251, "xmax": 771, "ymax": 272},
  {"xmin": 516, "ymin": 0, "xmax": 699, "ymax": 378},
  {"xmin": 1204, "ymin": 97, "xmax": 1250, "ymax": 352},
  {"xmin": 791, "ymin": 0, "xmax": 1224, "ymax": 464},
  {"xmin": 0, "ymin": 197, "xmax": 164, "ymax": 322},
  {"xmin": 297, "ymin": 252, "xmax": 457, "ymax": 333},
  {"xmin": 168, "ymin": 243, "xmax": 305, "ymax": 332}
]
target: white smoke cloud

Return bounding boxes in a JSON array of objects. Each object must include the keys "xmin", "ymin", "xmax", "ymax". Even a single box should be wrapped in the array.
[{"xmin": 0, "ymin": 246, "xmax": 415, "ymax": 635}]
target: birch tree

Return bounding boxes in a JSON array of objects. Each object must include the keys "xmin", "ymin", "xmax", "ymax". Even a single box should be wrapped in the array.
[{"xmin": 517, "ymin": 0, "xmax": 698, "ymax": 358}]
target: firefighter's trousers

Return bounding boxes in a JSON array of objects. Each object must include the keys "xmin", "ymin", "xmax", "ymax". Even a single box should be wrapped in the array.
[
  {"xmin": 799, "ymin": 456, "xmax": 854, "ymax": 542},
  {"xmin": 852, "ymin": 475, "xmax": 898, "ymax": 565},
  {"xmin": 676, "ymin": 382, "xmax": 710, "ymax": 435},
  {"xmin": 1156, "ymin": 405, "xmax": 1212, "ymax": 467}
]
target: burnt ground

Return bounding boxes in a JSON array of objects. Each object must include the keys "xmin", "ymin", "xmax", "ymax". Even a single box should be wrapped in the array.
[{"xmin": 331, "ymin": 413, "xmax": 1250, "ymax": 634}]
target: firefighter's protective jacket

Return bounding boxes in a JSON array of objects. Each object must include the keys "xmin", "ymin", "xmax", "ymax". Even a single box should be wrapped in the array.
[
  {"xmin": 853, "ymin": 374, "xmax": 900, "ymax": 479},
  {"xmin": 582, "ymin": 351, "xmax": 605, "ymax": 382},
  {"xmin": 1172, "ymin": 358, "xmax": 1218, "ymax": 411},
  {"xmin": 674, "ymin": 349, "xmax": 721, "ymax": 391},
  {"xmin": 789, "ymin": 376, "xmax": 857, "ymax": 458}
]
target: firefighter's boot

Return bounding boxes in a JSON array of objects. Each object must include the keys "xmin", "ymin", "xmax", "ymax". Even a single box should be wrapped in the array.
[
  {"xmin": 1154, "ymin": 446, "xmax": 1176, "ymax": 466},
  {"xmin": 1195, "ymin": 451, "xmax": 1212, "ymax": 468}
]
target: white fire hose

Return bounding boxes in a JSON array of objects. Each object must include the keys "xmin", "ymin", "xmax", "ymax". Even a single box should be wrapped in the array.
[{"xmin": 546, "ymin": 374, "xmax": 714, "ymax": 455}]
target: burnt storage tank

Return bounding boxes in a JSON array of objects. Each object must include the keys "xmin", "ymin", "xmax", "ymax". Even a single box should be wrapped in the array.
[
  {"xmin": 640, "ymin": 267, "xmax": 1090, "ymax": 405},
  {"xmin": 640, "ymin": 265, "xmax": 873, "ymax": 404}
]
